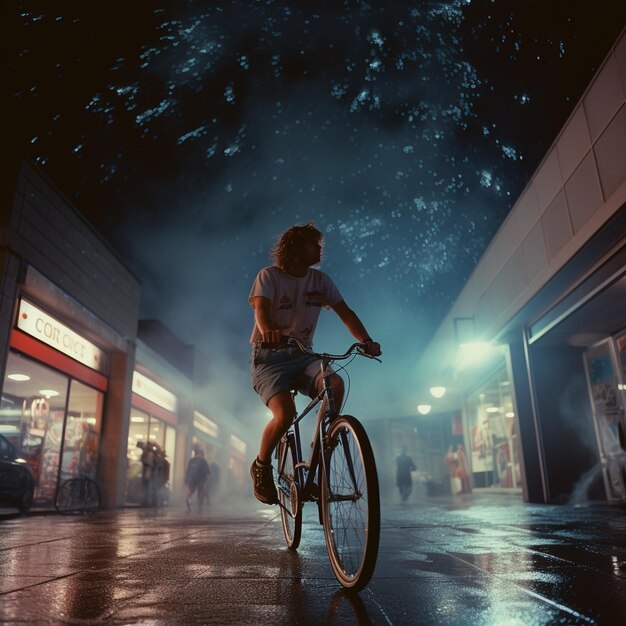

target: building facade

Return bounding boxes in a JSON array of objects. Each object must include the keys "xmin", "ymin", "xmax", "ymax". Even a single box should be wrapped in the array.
[
  {"xmin": 0, "ymin": 157, "xmax": 140, "ymax": 509},
  {"xmin": 415, "ymin": 28, "xmax": 626, "ymax": 504},
  {"xmin": 0, "ymin": 157, "xmax": 255, "ymax": 510}
]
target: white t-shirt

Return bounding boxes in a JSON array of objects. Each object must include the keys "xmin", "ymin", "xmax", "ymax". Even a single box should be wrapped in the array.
[{"xmin": 249, "ymin": 266, "xmax": 343, "ymax": 345}]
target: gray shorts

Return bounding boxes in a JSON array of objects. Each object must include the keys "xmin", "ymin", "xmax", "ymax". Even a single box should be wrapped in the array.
[{"xmin": 250, "ymin": 344, "xmax": 322, "ymax": 406}]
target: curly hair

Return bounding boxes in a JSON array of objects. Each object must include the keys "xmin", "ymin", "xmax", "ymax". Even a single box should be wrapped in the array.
[{"xmin": 271, "ymin": 222, "xmax": 323, "ymax": 269}]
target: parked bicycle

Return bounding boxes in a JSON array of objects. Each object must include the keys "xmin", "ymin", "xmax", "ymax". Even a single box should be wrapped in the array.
[
  {"xmin": 55, "ymin": 475, "xmax": 101, "ymax": 515},
  {"xmin": 275, "ymin": 338, "xmax": 381, "ymax": 591}
]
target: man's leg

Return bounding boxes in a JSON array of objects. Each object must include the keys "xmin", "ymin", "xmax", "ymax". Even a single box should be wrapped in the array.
[
  {"xmin": 251, "ymin": 391, "xmax": 295, "ymax": 504},
  {"xmin": 259, "ymin": 391, "xmax": 296, "ymax": 463},
  {"xmin": 186, "ymin": 485, "xmax": 195, "ymax": 512}
]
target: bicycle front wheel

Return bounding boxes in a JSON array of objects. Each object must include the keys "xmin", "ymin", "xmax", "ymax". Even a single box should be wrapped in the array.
[
  {"xmin": 277, "ymin": 434, "xmax": 302, "ymax": 549},
  {"xmin": 81, "ymin": 478, "xmax": 101, "ymax": 513},
  {"xmin": 321, "ymin": 415, "xmax": 380, "ymax": 591}
]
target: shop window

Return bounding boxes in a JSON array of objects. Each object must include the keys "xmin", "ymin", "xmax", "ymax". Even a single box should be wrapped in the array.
[
  {"xmin": 165, "ymin": 425, "xmax": 176, "ymax": 476},
  {"xmin": 0, "ymin": 351, "xmax": 106, "ymax": 503},
  {"xmin": 59, "ymin": 380, "xmax": 103, "ymax": 482},
  {"xmin": 149, "ymin": 418, "xmax": 165, "ymax": 449},
  {"xmin": 126, "ymin": 412, "xmax": 175, "ymax": 505},
  {"xmin": 466, "ymin": 367, "xmax": 522, "ymax": 490},
  {"xmin": 126, "ymin": 409, "xmax": 150, "ymax": 504}
]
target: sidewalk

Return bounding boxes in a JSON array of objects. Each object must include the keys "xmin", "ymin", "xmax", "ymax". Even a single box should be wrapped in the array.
[{"xmin": 1, "ymin": 493, "xmax": 625, "ymax": 624}]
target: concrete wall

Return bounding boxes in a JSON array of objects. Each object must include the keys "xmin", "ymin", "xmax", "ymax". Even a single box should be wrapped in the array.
[{"xmin": 417, "ymin": 28, "xmax": 626, "ymax": 381}]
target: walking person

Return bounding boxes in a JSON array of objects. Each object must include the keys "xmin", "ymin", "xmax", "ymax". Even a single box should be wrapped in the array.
[
  {"xmin": 396, "ymin": 447, "xmax": 416, "ymax": 502},
  {"xmin": 185, "ymin": 447, "xmax": 210, "ymax": 511},
  {"xmin": 248, "ymin": 222, "xmax": 381, "ymax": 505}
]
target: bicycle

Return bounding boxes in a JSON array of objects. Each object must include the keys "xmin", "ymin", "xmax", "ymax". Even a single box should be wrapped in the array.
[
  {"xmin": 274, "ymin": 337, "xmax": 381, "ymax": 591},
  {"xmin": 55, "ymin": 475, "xmax": 101, "ymax": 515}
]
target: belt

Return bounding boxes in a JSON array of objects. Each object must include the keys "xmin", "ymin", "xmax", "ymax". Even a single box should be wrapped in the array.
[
  {"xmin": 254, "ymin": 337, "xmax": 310, "ymax": 350},
  {"xmin": 257, "ymin": 342, "xmax": 292, "ymax": 350},
  {"xmin": 254, "ymin": 336, "xmax": 290, "ymax": 350}
]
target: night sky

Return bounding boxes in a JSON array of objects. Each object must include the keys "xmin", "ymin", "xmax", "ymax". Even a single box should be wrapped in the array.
[{"xmin": 3, "ymin": 1, "xmax": 626, "ymax": 420}]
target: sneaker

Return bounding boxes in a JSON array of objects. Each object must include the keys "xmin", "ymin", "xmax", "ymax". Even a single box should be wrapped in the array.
[{"xmin": 250, "ymin": 458, "xmax": 278, "ymax": 505}]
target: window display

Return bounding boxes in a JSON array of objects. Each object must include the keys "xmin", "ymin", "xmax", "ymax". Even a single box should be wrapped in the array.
[
  {"xmin": 466, "ymin": 366, "xmax": 522, "ymax": 490},
  {"xmin": 126, "ymin": 410, "xmax": 175, "ymax": 506}
]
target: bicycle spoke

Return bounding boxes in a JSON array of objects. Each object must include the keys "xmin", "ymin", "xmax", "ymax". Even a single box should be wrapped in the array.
[{"xmin": 328, "ymin": 430, "xmax": 368, "ymax": 573}]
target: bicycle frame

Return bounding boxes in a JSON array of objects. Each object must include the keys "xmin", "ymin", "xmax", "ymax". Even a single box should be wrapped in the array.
[
  {"xmin": 273, "ymin": 339, "xmax": 381, "ymax": 590},
  {"xmin": 276, "ymin": 354, "xmax": 342, "ymax": 517}
]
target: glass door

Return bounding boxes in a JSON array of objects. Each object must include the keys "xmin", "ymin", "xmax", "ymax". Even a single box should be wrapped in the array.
[
  {"xmin": 584, "ymin": 340, "xmax": 626, "ymax": 501},
  {"xmin": 59, "ymin": 380, "xmax": 104, "ymax": 481}
]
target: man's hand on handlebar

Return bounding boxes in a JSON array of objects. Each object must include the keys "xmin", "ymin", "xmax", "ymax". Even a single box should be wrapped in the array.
[{"xmin": 362, "ymin": 339, "xmax": 382, "ymax": 358}]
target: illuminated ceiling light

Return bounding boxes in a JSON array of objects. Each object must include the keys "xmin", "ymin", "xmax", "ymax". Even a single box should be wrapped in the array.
[
  {"xmin": 131, "ymin": 416, "xmax": 145, "ymax": 423},
  {"xmin": 429, "ymin": 386, "xmax": 446, "ymax": 398},
  {"xmin": 39, "ymin": 389, "xmax": 59, "ymax": 398},
  {"xmin": 8, "ymin": 374, "xmax": 30, "ymax": 382},
  {"xmin": 417, "ymin": 404, "xmax": 432, "ymax": 415},
  {"xmin": 505, "ymin": 412, "xmax": 515, "ymax": 418},
  {"xmin": 486, "ymin": 406, "xmax": 500, "ymax": 413}
]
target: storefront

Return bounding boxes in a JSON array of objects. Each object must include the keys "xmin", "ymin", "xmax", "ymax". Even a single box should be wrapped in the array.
[
  {"xmin": 191, "ymin": 410, "xmax": 221, "ymax": 498},
  {"xmin": 125, "ymin": 370, "xmax": 178, "ymax": 506},
  {"xmin": 413, "ymin": 30, "xmax": 626, "ymax": 503},
  {"xmin": 464, "ymin": 359, "xmax": 523, "ymax": 492},
  {"xmin": 1, "ymin": 298, "xmax": 108, "ymax": 504},
  {"xmin": 192, "ymin": 411, "xmax": 220, "ymax": 464}
]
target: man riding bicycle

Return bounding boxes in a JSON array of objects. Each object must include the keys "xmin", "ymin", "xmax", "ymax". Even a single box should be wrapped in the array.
[{"xmin": 249, "ymin": 222, "xmax": 381, "ymax": 505}]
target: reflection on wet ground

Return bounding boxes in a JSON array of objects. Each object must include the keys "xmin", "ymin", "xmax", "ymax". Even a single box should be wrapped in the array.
[{"xmin": 1, "ymin": 494, "xmax": 625, "ymax": 624}]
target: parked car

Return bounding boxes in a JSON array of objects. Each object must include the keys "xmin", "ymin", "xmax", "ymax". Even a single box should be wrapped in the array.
[{"xmin": 0, "ymin": 434, "xmax": 35, "ymax": 513}]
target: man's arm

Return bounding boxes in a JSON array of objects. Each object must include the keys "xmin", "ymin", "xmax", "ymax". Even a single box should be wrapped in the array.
[
  {"xmin": 330, "ymin": 300, "xmax": 381, "ymax": 356},
  {"xmin": 250, "ymin": 296, "xmax": 283, "ymax": 345}
]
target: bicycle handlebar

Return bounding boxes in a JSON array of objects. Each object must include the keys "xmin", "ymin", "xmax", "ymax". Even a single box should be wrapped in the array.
[{"xmin": 287, "ymin": 337, "xmax": 381, "ymax": 362}]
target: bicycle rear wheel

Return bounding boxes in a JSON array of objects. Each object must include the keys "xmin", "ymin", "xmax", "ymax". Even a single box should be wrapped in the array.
[
  {"xmin": 321, "ymin": 415, "xmax": 380, "ymax": 591},
  {"xmin": 81, "ymin": 478, "xmax": 101, "ymax": 513},
  {"xmin": 277, "ymin": 434, "xmax": 302, "ymax": 549},
  {"xmin": 55, "ymin": 478, "xmax": 81, "ymax": 514},
  {"xmin": 55, "ymin": 478, "xmax": 100, "ymax": 514}
]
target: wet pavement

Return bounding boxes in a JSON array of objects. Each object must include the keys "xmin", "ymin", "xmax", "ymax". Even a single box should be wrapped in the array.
[{"xmin": 1, "ymin": 493, "xmax": 625, "ymax": 625}]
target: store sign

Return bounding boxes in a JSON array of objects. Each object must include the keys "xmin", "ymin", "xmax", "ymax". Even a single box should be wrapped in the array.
[
  {"xmin": 17, "ymin": 299, "xmax": 106, "ymax": 373},
  {"xmin": 132, "ymin": 371, "xmax": 177, "ymax": 413},
  {"xmin": 193, "ymin": 411, "xmax": 219, "ymax": 439}
]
